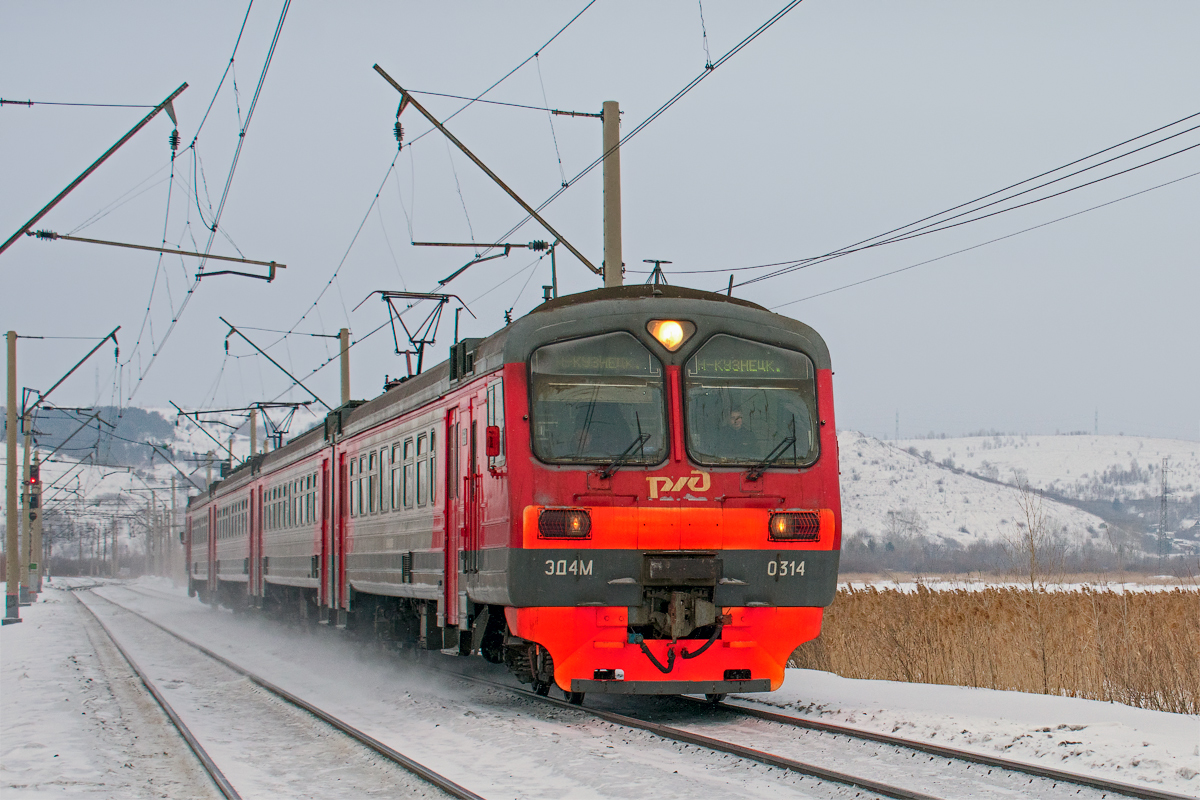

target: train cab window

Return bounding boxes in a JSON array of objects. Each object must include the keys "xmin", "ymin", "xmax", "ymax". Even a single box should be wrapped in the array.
[
  {"xmin": 684, "ymin": 334, "xmax": 819, "ymax": 467},
  {"xmin": 529, "ymin": 332, "xmax": 668, "ymax": 465}
]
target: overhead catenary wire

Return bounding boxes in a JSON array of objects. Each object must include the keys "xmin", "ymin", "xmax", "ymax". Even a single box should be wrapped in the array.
[
  {"xmin": 625, "ymin": 109, "xmax": 1200, "ymax": 278},
  {"xmin": 729, "ymin": 120, "xmax": 1200, "ymax": 289},
  {"xmin": 461, "ymin": 0, "xmax": 808, "ymax": 270},
  {"xmin": 769, "ymin": 170, "xmax": 1200, "ymax": 310},
  {"xmin": 120, "ymin": 0, "xmax": 290, "ymax": 407},
  {"xmin": 0, "ymin": 99, "xmax": 157, "ymax": 108},
  {"xmin": 272, "ymin": 0, "xmax": 598, "ymax": 349}
]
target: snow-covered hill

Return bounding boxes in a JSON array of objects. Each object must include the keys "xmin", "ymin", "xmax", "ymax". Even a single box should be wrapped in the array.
[
  {"xmin": 837, "ymin": 431, "xmax": 1107, "ymax": 548},
  {"xmin": 895, "ymin": 434, "xmax": 1199, "ymax": 504}
]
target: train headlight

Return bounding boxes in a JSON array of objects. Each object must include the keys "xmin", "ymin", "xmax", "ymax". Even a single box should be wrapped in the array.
[
  {"xmin": 768, "ymin": 511, "xmax": 821, "ymax": 541},
  {"xmin": 647, "ymin": 319, "xmax": 695, "ymax": 352},
  {"xmin": 538, "ymin": 508, "xmax": 592, "ymax": 538}
]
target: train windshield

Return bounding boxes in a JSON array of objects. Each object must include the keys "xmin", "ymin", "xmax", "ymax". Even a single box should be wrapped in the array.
[
  {"xmin": 684, "ymin": 334, "xmax": 819, "ymax": 467},
  {"xmin": 530, "ymin": 332, "xmax": 668, "ymax": 465}
]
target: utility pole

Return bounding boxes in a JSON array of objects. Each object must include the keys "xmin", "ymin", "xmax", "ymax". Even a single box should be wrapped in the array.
[
  {"xmin": 4, "ymin": 331, "xmax": 21, "ymax": 623},
  {"xmin": 206, "ymin": 451, "xmax": 213, "ymax": 488},
  {"xmin": 602, "ymin": 100, "xmax": 623, "ymax": 288},
  {"xmin": 249, "ymin": 408, "xmax": 258, "ymax": 459},
  {"xmin": 895, "ymin": 412, "xmax": 900, "ymax": 442},
  {"xmin": 339, "ymin": 328, "xmax": 350, "ymax": 406}
]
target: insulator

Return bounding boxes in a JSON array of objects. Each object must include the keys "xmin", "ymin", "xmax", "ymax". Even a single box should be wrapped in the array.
[
  {"xmin": 394, "ymin": 121, "xmax": 404, "ymax": 145},
  {"xmin": 169, "ymin": 129, "xmax": 180, "ymax": 152},
  {"xmin": 528, "ymin": 240, "xmax": 548, "ymax": 251},
  {"xmin": 34, "ymin": 229, "xmax": 55, "ymax": 240}
]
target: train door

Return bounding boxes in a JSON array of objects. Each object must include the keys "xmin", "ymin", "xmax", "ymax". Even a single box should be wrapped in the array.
[
  {"xmin": 335, "ymin": 452, "xmax": 348, "ymax": 618},
  {"xmin": 208, "ymin": 506, "xmax": 217, "ymax": 597},
  {"xmin": 465, "ymin": 405, "xmax": 482, "ymax": 578},
  {"xmin": 248, "ymin": 490, "xmax": 257, "ymax": 603},
  {"xmin": 320, "ymin": 457, "xmax": 331, "ymax": 609},
  {"xmin": 444, "ymin": 408, "xmax": 462, "ymax": 628},
  {"xmin": 253, "ymin": 486, "xmax": 264, "ymax": 602}
]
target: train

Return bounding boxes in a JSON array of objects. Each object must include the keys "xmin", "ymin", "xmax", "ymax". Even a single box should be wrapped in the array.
[{"xmin": 185, "ymin": 283, "xmax": 842, "ymax": 703}]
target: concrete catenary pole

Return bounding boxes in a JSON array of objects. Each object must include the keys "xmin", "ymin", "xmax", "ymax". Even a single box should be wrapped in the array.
[
  {"xmin": 249, "ymin": 408, "xmax": 258, "ymax": 460},
  {"xmin": 602, "ymin": 100, "xmax": 623, "ymax": 288},
  {"xmin": 339, "ymin": 328, "xmax": 351, "ymax": 406},
  {"xmin": 4, "ymin": 331, "xmax": 21, "ymax": 623}
]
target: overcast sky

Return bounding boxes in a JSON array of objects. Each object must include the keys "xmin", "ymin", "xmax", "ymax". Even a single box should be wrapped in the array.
[{"xmin": 2, "ymin": 1, "xmax": 1197, "ymax": 441}]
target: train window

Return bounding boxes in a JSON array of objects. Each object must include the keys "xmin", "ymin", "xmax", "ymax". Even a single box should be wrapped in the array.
[
  {"xmin": 416, "ymin": 434, "xmax": 427, "ymax": 506},
  {"xmin": 529, "ymin": 332, "xmax": 668, "ymax": 465},
  {"xmin": 379, "ymin": 449, "xmax": 388, "ymax": 512},
  {"xmin": 402, "ymin": 438, "xmax": 414, "ymax": 508},
  {"xmin": 684, "ymin": 334, "xmax": 819, "ymax": 468},
  {"xmin": 368, "ymin": 452, "xmax": 377, "ymax": 513},
  {"xmin": 391, "ymin": 445, "xmax": 401, "ymax": 511},
  {"xmin": 429, "ymin": 432, "xmax": 437, "ymax": 505},
  {"xmin": 486, "ymin": 380, "xmax": 505, "ymax": 468}
]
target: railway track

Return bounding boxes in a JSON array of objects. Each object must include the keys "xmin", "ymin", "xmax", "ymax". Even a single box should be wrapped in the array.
[
  {"xmin": 75, "ymin": 589, "xmax": 483, "ymax": 800},
  {"xmin": 88, "ymin": 586, "xmax": 941, "ymax": 800},
  {"xmin": 699, "ymin": 697, "xmax": 1194, "ymax": 800},
  {"xmin": 94, "ymin": 584, "xmax": 1194, "ymax": 800},
  {"xmin": 443, "ymin": 670, "xmax": 1197, "ymax": 800}
]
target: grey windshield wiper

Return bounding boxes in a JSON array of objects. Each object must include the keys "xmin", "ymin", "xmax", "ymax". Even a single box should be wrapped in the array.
[
  {"xmin": 600, "ymin": 433, "xmax": 651, "ymax": 478},
  {"xmin": 747, "ymin": 415, "xmax": 798, "ymax": 480}
]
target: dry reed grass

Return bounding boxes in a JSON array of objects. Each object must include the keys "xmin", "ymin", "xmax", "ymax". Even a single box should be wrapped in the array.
[{"xmin": 790, "ymin": 586, "xmax": 1200, "ymax": 714}]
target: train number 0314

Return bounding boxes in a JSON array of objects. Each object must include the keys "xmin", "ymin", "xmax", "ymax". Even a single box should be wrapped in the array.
[{"xmin": 768, "ymin": 559, "xmax": 805, "ymax": 577}]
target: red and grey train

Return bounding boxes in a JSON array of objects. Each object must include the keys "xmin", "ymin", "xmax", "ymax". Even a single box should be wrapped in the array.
[{"xmin": 186, "ymin": 284, "xmax": 842, "ymax": 702}]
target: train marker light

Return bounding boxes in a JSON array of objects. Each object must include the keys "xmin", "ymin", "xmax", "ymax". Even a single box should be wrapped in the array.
[
  {"xmin": 768, "ymin": 511, "xmax": 821, "ymax": 541},
  {"xmin": 646, "ymin": 319, "xmax": 695, "ymax": 352},
  {"xmin": 538, "ymin": 508, "xmax": 592, "ymax": 538}
]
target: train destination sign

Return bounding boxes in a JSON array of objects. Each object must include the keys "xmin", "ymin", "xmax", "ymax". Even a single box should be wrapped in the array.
[
  {"xmin": 687, "ymin": 335, "xmax": 812, "ymax": 381},
  {"xmin": 533, "ymin": 332, "xmax": 662, "ymax": 376}
]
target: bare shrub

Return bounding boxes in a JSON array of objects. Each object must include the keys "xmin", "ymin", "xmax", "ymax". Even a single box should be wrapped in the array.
[{"xmin": 791, "ymin": 586, "xmax": 1200, "ymax": 714}]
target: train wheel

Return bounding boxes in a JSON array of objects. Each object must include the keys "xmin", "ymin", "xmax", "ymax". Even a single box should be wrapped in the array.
[
  {"xmin": 705, "ymin": 693, "xmax": 727, "ymax": 705},
  {"xmin": 566, "ymin": 691, "xmax": 585, "ymax": 705},
  {"xmin": 533, "ymin": 680, "xmax": 551, "ymax": 696}
]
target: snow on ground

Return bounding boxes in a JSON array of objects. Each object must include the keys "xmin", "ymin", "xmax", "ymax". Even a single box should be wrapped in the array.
[
  {"xmin": 837, "ymin": 430, "xmax": 1108, "ymax": 545},
  {"xmin": 734, "ymin": 669, "xmax": 1200, "ymax": 794},
  {"xmin": 4, "ymin": 578, "xmax": 1197, "ymax": 798},
  {"xmin": 896, "ymin": 434, "xmax": 1200, "ymax": 504},
  {"xmin": 0, "ymin": 580, "xmax": 221, "ymax": 799}
]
